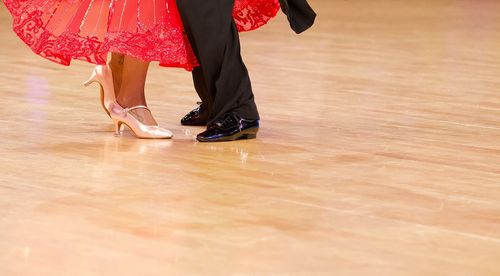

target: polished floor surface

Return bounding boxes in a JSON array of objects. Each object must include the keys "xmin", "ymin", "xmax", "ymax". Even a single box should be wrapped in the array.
[{"xmin": 1, "ymin": 0, "xmax": 500, "ymax": 275}]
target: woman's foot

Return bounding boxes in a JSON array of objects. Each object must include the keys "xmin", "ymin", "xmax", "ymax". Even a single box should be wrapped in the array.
[
  {"xmin": 110, "ymin": 101, "xmax": 173, "ymax": 139},
  {"xmin": 116, "ymin": 98, "xmax": 158, "ymax": 126},
  {"xmin": 111, "ymin": 54, "xmax": 170, "ymax": 138}
]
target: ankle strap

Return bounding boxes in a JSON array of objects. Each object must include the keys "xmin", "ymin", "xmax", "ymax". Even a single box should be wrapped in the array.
[{"xmin": 125, "ymin": 105, "xmax": 150, "ymax": 112}]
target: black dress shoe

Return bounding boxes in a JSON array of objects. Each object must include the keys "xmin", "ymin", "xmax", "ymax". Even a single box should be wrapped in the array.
[
  {"xmin": 180, "ymin": 102, "xmax": 208, "ymax": 126},
  {"xmin": 196, "ymin": 113, "xmax": 259, "ymax": 142}
]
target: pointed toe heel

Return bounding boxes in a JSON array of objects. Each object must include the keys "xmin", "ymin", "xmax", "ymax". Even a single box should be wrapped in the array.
[{"xmin": 109, "ymin": 102, "xmax": 173, "ymax": 139}]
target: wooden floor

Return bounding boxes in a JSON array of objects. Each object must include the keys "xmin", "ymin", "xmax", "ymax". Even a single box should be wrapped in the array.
[{"xmin": 1, "ymin": 0, "xmax": 500, "ymax": 275}]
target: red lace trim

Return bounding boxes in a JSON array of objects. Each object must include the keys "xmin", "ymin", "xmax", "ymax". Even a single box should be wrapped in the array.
[
  {"xmin": 3, "ymin": 0, "xmax": 280, "ymax": 70},
  {"xmin": 234, "ymin": 0, "xmax": 281, "ymax": 32}
]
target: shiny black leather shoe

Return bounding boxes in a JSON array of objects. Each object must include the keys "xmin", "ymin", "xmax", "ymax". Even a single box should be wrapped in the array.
[
  {"xmin": 180, "ymin": 102, "xmax": 208, "ymax": 126},
  {"xmin": 196, "ymin": 113, "xmax": 259, "ymax": 142}
]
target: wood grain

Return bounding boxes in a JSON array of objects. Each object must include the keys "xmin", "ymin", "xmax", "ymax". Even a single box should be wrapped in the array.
[{"xmin": 0, "ymin": 0, "xmax": 500, "ymax": 275}]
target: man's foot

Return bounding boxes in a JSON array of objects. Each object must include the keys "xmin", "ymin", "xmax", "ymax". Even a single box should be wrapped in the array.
[
  {"xmin": 181, "ymin": 102, "xmax": 208, "ymax": 126},
  {"xmin": 196, "ymin": 113, "xmax": 259, "ymax": 142}
]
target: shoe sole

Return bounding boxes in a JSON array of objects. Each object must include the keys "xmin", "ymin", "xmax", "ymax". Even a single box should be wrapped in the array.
[
  {"xmin": 99, "ymin": 85, "xmax": 111, "ymax": 118},
  {"xmin": 196, "ymin": 127, "xmax": 259, "ymax": 142},
  {"xmin": 180, "ymin": 122, "xmax": 207, "ymax": 126},
  {"xmin": 116, "ymin": 121, "xmax": 173, "ymax": 139}
]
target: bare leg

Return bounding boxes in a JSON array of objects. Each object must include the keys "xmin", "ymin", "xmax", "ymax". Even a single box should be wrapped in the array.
[
  {"xmin": 115, "ymin": 55, "xmax": 158, "ymax": 126},
  {"xmin": 109, "ymin": 53, "xmax": 124, "ymax": 97}
]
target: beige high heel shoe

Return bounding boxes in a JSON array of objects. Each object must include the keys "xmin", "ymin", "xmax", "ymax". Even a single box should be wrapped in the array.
[
  {"xmin": 109, "ymin": 101, "xmax": 173, "ymax": 139},
  {"xmin": 83, "ymin": 65, "xmax": 116, "ymax": 117}
]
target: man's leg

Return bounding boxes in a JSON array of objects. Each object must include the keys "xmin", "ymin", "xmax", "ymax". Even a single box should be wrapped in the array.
[
  {"xmin": 177, "ymin": 0, "xmax": 259, "ymax": 126},
  {"xmin": 180, "ymin": 67, "xmax": 210, "ymax": 126}
]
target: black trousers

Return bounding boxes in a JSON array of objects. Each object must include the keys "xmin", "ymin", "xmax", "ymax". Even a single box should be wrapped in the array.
[{"xmin": 176, "ymin": 0, "xmax": 259, "ymax": 125}]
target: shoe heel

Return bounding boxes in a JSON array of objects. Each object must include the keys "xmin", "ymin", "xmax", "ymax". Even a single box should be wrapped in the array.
[
  {"xmin": 99, "ymin": 85, "xmax": 111, "ymax": 117},
  {"xmin": 244, "ymin": 134, "xmax": 257, "ymax": 139},
  {"xmin": 240, "ymin": 127, "xmax": 258, "ymax": 140},
  {"xmin": 114, "ymin": 119, "xmax": 123, "ymax": 136},
  {"xmin": 83, "ymin": 70, "xmax": 97, "ymax": 87}
]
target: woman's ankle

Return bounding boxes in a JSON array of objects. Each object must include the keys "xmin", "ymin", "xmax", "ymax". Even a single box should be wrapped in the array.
[
  {"xmin": 109, "ymin": 55, "xmax": 124, "ymax": 97},
  {"xmin": 115, "ymin": 97, "xmax": 158, "ymax": 126},
  {"xmin": 115, "ymin": 95, "xmax": 147, "ymax": 109},
  {"xmin": 108, "ymin": 66, "xmax": 122, "ymax": 97}
]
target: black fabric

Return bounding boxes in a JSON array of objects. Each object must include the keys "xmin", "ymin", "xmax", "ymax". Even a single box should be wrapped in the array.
[
  {"xmin": 279, "ymin": 0, "xmax": 317, "ymax": 34},
  {"xmin": 176, "ymin": 0, "xmax": 259, "ymax": 125}
]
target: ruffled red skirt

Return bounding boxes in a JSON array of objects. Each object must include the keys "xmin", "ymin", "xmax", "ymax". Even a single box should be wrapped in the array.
[{"xmin": 3, "ymin": 0, "xmax": 280, "ymax": 70}]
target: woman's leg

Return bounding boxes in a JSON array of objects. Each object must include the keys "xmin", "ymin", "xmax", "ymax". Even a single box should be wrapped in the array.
[
  {"xmin": 109, "ymin": 53, "xmax": 124, "ymax": 97},
  {"xmin": 115, "ymin": 55, "xmax": 158, "ymax": 126}
]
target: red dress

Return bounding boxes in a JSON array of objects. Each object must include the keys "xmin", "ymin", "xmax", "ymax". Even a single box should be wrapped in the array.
[{"xmin": 3, "ymin": 0, "xmax": 280, "ymax": 70}]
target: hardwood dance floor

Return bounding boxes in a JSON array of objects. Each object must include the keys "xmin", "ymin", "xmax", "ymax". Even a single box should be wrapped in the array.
[{"xmin": 1, "ymin": 0, "xmax": 500, "ymax": 275}]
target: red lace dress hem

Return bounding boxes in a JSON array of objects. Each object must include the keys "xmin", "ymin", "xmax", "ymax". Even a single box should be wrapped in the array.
[{"xmin": 3, "ymin": 0, "xmax": 280, "ymax": 71}]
